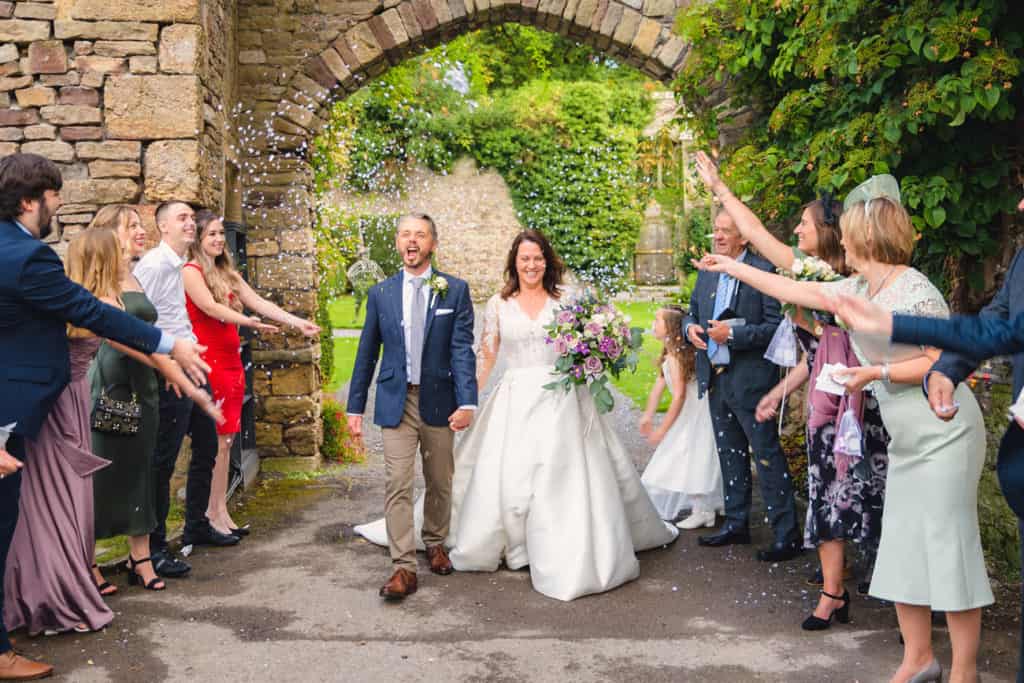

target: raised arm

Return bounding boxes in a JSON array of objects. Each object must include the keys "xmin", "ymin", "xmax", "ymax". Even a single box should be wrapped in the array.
[
  {"xmin": 182, "ymin": 265, "xmax": 277, "ymax": 333},
  {"xmin": 694, "ymin": 151, "xmax": 795, "ymax": 271},
  {"xmin": 892, "ymin": 312, "xmax": 1024, "ymax": 361},
  {"xmin": 695, "ymin": 254, "xmax": 832, "ymax": 312}
]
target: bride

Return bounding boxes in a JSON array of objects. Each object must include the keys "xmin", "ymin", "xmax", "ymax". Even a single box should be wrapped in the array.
[{"xmin": 356, "ymin": 229, "xmax": 678, "ymax": 601}]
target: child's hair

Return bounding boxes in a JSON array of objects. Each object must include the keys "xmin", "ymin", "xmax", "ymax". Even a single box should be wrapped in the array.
[{"xmin": 658, "ymin": 306, "xmax": 695, "ymax": 383}]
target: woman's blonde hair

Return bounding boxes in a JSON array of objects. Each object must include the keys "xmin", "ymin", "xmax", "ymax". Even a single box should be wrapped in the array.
[
  {"xmin": 187, "ymin": 209, "xmax": 243, "ymax": 312},
  {"xmin": 839, "ymin": 197, "xmax": 915, "ymax": 266},
  {"xmin": 657, "ymin": 306, "xmax": 696, "ymax": 385},
  {"xmin": 88, "ymin": 204, "xmax": 140, "ymax": 260},
  {"xmin": 66, "ymin": 227, "xmax": 123, "ymax": 337}
]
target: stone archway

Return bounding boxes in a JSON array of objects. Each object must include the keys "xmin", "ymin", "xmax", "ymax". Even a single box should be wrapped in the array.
[{"xmin": 0, "ymin": 0, "xmax": 693, "ymax": 458}]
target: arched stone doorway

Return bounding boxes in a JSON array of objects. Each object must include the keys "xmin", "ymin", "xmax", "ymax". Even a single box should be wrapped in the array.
[{"xmin": 0, "ymin": 0, "xmax": 692, "ymax": 457}]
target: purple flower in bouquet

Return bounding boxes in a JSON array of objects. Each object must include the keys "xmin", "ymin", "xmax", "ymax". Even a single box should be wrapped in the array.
[
  {"xmin": 584, "ymin": 321, "xmax": 603, "ymax": 337},
  {"xmin": 557, "ymin": 310, "xmax": 577, "ymax": 325},
  {"xmin": 574, "ymin": 304, "xmax": 583, "ymax": 313},
  {"xmin": 575, "ymin": 342, "xmax": 590, "ymax": 356},
  {"xmin": 598, "ymin": 336, "xmax": 622, "ymax": 359},
  {"xmin": 571, "ymin": 365, "xmax": 584, "ymax": 379},
  {"xmin": 583, "ymin": 355, "xmax": 604, "ymax": 376},
  {"xmin": 553, "ymin": 338, "xmax": 569, "ymax": 355}
]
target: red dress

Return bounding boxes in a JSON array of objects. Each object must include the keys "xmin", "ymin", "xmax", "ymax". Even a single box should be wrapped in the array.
[{"xmin": 184, "ymin": 263, "xmax": 245, "ymax": 435}]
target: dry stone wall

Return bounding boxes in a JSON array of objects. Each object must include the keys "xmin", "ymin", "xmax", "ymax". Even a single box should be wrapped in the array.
[{"xmin": 2, "ymin": 0, "xmax": 696, "ymax": 458}]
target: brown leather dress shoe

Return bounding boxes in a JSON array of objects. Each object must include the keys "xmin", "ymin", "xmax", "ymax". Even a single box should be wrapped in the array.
[
  {"xmin": 379, "ymin": 568, "xmax": 418, "ymax": 600},
  {"xmin": 0, "ymin": 651, "xmax": 53, "ymax": 680},
  {"xmin": 426, "ymin": 545, "xmax": 453, "ymax": 575}
]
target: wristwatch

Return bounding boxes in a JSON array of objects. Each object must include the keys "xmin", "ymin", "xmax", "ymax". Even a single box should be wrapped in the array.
[{"xmin": 727, "ymin": 328, "xmax": 735, "ymax": 343}]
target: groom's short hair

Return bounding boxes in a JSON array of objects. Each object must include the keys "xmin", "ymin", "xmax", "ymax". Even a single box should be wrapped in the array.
[{"xmin": 397, "ymin": 212, "xmax": 437, "ymax": 241}]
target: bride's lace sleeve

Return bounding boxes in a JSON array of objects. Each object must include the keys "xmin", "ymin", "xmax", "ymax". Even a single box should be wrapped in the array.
[{"xmin": 476, "ymin": 294, "xmax": 502, "ymax": 388}]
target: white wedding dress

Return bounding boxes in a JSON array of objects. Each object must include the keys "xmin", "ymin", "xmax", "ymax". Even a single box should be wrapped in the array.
[
  {"xmin": 640, "ymin": 362, "xmax": 724, "ymax": 521},
  {"xmin": 355, "ymin": 293, "xmax": 678, "ymax": 601}
]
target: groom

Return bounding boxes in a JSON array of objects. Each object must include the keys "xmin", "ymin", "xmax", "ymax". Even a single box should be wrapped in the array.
[
  {"xmin": 683, "ymin": 209, "xmax": 801, "ymax": 561},
  {"xmin": 347, "ymin": 213, "xmax": 478, "ymax": 600}
]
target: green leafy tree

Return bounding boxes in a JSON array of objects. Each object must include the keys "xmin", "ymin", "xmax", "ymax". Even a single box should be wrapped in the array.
[{"xmin": 673, "ymin": 0, "xmax": 1023, "ymax": 308}]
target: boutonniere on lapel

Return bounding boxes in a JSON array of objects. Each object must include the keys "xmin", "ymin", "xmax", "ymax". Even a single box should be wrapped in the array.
[{"xmin": 428, "ymin": 275, "xmax": 448, "ymax": 307}]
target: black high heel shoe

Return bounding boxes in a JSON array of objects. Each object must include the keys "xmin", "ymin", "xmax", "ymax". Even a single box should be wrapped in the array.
[
  {"xmin": 230, "ymin": 524, "xmax": 250, "ymax": 538},
  {"xmin": 801, "ymin": 589, "xmax": 850, "ymax": 631},
  {"xmin": 128, "ymin": 556, "xmax": 167, "ymax": 591},
  {"xmin": 91, "ymin": 563, "xmax": 118, "ymax": 596}
]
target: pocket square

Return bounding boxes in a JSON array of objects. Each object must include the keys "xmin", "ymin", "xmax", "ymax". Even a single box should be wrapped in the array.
[{"xmin": 436, "ymin": 308, "xmax": 454, "ymax": 316}]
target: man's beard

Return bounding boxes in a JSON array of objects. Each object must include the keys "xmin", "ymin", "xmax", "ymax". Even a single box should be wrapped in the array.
[{"xmin": 37, "ymin": 205, "xmax": 53, "ymax": 240}]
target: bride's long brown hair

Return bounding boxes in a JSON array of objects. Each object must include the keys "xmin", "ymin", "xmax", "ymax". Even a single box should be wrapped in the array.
[{"xmin": 500, "ymin": 229, "xmax": 565, "ymax": 300}]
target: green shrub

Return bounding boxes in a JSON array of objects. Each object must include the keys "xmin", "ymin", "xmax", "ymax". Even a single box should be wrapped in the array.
[
  {"xmin": 317, "ymin": 284, "xmax": 334, "ymax": 384},
  {"xmin": 321, "ymin": 396, "xmax": 365, "ymax": 464}
]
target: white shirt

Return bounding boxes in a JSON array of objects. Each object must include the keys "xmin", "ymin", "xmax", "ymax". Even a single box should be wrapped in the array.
[{"xmin": 134, "ymin": 241, "xmax": 196, "ymax": 342}]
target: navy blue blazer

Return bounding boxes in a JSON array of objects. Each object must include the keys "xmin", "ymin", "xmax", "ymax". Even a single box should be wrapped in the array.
[
  {"xmin": 0, "ymin": 220, "xmax": 163, "ymax": 438},
  {"xmin": 347, "ymin": 270, "xmax": 478, "ymax": 428},
  {"xmin": 681, "ymin": 252, "xmax": 782, "ymax": 408},
  {"xmin": 893, "ymin": 310, "xmax": 1024, "ymax": 362},
  {"xmin": 931, "ymin": 249, "xmax": 1024, "ymax": 397}
]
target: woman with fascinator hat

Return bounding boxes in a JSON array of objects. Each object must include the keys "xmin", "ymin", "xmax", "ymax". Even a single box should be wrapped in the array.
[
  {"xmin": 694, "ymin": 153, "xmax": 890, "ymax": 635},
  {"xmin": 694, "ymin": 171, "xmax": 991, "ymax": 683}
]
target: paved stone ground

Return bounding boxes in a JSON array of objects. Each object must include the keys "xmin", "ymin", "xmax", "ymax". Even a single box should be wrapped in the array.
[{"xmin": 14, "ymin": 378, "xmax": 1021, "ymax": 682}]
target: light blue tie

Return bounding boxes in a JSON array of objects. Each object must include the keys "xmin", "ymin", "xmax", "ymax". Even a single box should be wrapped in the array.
[
  {"xmin": 708, "ymin": 273, "xmax": 732, "ymax": 366},
  {"xmin": 409, "ymin": 277, "xmax": 425, "ymax": 384}
]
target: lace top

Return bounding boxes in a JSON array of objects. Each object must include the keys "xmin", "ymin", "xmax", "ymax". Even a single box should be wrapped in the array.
[
  {"xmin": 478, "ymin": 293, "xmax": 560, "ymax": 376},
  {"xmin": 820, "ymin": 267, "xmax": 949, "ymax": 378}
]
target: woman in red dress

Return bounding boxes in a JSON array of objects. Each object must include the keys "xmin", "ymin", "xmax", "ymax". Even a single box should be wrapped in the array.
[{"xmin": 183, "ymin": 210, "xmax": 320, "ymax": 536}]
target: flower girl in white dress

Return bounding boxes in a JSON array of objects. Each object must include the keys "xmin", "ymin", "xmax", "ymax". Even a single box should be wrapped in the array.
[{"xmin": 639, "ymin": 306, "xmax": 724, "ymax": 528}]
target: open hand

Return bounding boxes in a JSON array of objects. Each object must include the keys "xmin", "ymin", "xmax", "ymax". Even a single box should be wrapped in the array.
[
  {"xmin": 248, "ymin": 316, "xmax": 279, "ymax": 334},
  {"xmin": 170, "ymin": 339, "xmax": 210, "ymax": 385},
  {"xmin": 834, "ymin": 295, "xmax": 894, "ymax": 337},
  {"xmin": 833, "ymin": 365, "xmax": 879, "ymax": 394},
  {"xmin": 347, "ymin": 415, "xmax": 364, "ymax": 445},
  {"xmin": 638, "ymin": 414, "xmax": 653, "ymax": 437},
  {"xmin": 192, "ymin": 390, "xmax": 225, "ymax": 424},
  {"xmin": 448, "ymin": 408, "xmax": 473, "ymax": 432},
  {"xmin": 0, "ymin": 448, "xmax": 23, "ymax": 477},
  {"xmin": 691, "ymin": 253, "xmax": 735, "ymax": 274},
  {"xmin": 686, "ymin": 324, "xmax": 708, "ymax": 350},
  {"xmin": 925, "ymin": 371, "xmax": 959, "ymax": 421},
  {"xmin": 295, "ymin": 320, "xmax": 321, "ymax": 337},
  {"xmin": 756, "ymin": 392, "xmax": 782, "ymax": 423},
  {"xmin": 694, "ymin": 151, "xmax": 725, "ymax": 194}
]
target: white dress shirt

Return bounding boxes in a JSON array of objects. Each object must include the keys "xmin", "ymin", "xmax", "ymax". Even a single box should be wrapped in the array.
[{"xmin": 133, "ymin": 241, "xmax": 197, "ymax": 343}]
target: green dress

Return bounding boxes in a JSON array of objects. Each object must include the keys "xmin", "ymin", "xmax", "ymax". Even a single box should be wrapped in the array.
[{"xmin": 91, "ymin": 291, "xmax": 160, "ymax": 539}]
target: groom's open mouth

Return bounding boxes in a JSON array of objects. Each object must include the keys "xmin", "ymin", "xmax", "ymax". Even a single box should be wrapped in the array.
[{"xmin": 405, "ymin": 247, "xmax": 420, "ymax": 259}]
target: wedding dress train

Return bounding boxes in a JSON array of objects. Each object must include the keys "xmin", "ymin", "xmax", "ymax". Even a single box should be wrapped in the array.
[{"xmin": 355, "ymin": 293, "xmax": 678, "ymax": 601}]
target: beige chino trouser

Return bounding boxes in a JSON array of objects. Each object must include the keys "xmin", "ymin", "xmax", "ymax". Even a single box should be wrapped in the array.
[{"xmin": 381, "ymin": 387, "xmax": 455, "ymax": 572}]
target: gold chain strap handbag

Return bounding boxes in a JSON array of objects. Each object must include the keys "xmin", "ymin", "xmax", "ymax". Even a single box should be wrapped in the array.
[{"xmin": 90, "ymin": 357, "xmax": 142, "ymax": 436}]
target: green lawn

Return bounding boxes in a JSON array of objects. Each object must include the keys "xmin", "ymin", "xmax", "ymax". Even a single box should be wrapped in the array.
[
  {"xmin": 328, "ymin": 295, "xmax": 366, "ymax": 329},
  {"xmin": 610, "ymin": 301, "xmax": 672, "ymax": 412},
  {"xmin": 326, "ymin": 337, "xmax": 359, "ymax": 394}
]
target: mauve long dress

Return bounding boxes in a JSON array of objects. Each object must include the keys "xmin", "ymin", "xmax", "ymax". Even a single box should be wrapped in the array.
[{"xmin": 3, "ymin": 336, "xmax": 113, "ymax": 635}]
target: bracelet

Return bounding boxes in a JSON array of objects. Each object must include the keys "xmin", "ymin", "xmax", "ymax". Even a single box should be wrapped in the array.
[{"xmin": 880, "ymin": 363, "xmax": 890, "ymax": 383}]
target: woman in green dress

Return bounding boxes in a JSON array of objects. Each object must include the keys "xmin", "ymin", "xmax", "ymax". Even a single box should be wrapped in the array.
[{"xmin": 88, "ymin": 206, "xmax": 222, "ymax": 593}]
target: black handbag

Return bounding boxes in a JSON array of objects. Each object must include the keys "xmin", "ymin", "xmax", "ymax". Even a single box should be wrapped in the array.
[{"xmin": 91, "ymin": 360, "xmax": 142, "ymax": 436}]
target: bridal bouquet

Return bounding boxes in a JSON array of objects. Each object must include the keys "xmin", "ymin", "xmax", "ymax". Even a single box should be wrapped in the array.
[
  {"xmin": 780, "ymin": 254, "xmax": 842, "ymax": 315},
  {"xmin": 542, "ymin": 293, "xmax": 643, "ymax": 413}
]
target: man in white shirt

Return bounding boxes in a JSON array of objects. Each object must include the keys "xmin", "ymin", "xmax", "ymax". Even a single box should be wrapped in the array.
[
  {"xmin": 134, "ymin": 201, "xmax": 239, "ymax": 579},
  {"xmin": 347, "ymin": 213, "xmax": 478, "ymax": 600}
]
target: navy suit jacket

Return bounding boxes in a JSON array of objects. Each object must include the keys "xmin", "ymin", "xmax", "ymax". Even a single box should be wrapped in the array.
[
  {"xmin": 681, "ymin": 252, "xmax": 782, "ymax": 409},
  {"xmin": 0, "ymin": 220, "xmax": 163, "ymax": 438},
  {"xmin": 347, "ymin": 270, "xmax": 478, "ymax": 428},
  {"xmin": 930, "ymin": 248, "xmax": 1024, "ymax": 396}
]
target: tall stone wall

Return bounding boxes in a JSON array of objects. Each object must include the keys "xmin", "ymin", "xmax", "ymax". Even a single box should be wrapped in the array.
[{"xmin": 2, "ymin": 0, "xmax": 697, "ymax": 458}]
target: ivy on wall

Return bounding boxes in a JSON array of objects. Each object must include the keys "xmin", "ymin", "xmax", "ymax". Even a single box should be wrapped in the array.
[{"xmin": 672, "ymin": 0, "xmax": 1023, "ymax": 307}]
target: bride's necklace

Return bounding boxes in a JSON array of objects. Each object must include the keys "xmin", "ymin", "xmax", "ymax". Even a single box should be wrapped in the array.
[{"xmin": 867, "ymin": 266, "xmax": 897, "ymax": 300}]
